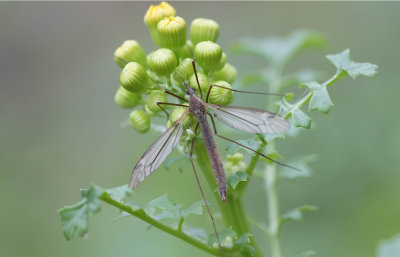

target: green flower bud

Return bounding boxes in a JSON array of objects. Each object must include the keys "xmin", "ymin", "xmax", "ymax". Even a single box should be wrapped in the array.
[
  {"xmin": 114, "ymin": 86, "xmax": 141, "ymax": 109},
  {"xmin": 129, "ymin": 110, "xmax": 151, "ymax": 133},
  {"xmin": 189, "ymin": 72, "xmax": 209, "ymax": 93},
  {"xmin": 144, "ymin": 1, "xmax": 176, "ymax": 46},
  {"xmin": 120, "ymin": 62, "xmax": 149, "ymax": 93},
  {"xmin": 215, "ymin": 52, "xmax": 227, "ymax": 71},
  {"xmin": 144, "ymin": 90, "xmax": 167, "ymax": 114},
  {"xmin": 212, "ymin": 63, "xmax": 237, "ymax": 84},
  {"xmin": 113, "ymin": 40, "xmax": 147, "ymax": 68},
  {"xmin": 173, "ymin": 58, "xmax": 194, "ymax": 82},
  {"xmin": 225, "ymin": 153, "xmax": 246, "ymax": 177},
  {"xmin": 157, "ymin": 16, "xmax": 187, "ymax": 51},
  {"xmin": 168, "ymin": 107, "xmax": 193, "ymax": 129},
  {"xmin": 190, "ymin": 18, "xmax": 220, "ymax": 45},
  {"xmin": 208, "ymin": 81, "xmax": 234, "ymax": 105},
  {"xmin": 194, "ymin": 41, "xmax": 222, "ymax": 73},
  {"xmin": 147, "ymin": 48, "xmax": 177, "ymax": 77},
  {"xmin": 179, "ymin": 40, "xmax": 194, "ymax": 59}
]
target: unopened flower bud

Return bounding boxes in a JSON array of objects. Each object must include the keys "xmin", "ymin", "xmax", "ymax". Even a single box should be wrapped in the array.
[
  {"xmin": 114, "ymin": 86, "xmax": 141, "ymax": 109},
  {"xmin": 129, "ymin": 110, "xmax": 151, "ymax": 133},
  {"xmin": 120, "ymin": 62, "xmax": 149, "ymax": 93},
  {"xmin": 157, "ymin": 16, "xmax": 187, "ymax": 51},
  {"xmin": 168, "ymin": 107, "xmax": 193, "ymax": 129},
  {"xmin": 147, "ymin": 48, "xmax": 177, "ymax": 77},
  {"xmin": 145, "ymin": 90, "xmax": 167, "ymax": 114},
  {"xmin": 173, "ymin": 58, "xmax": 194, "ymax": 82},
  {"xmin": 208, "ymin": 81, "xmax": 234, "ymax": 105},
  {"xmin": 114, "ymin": 40, "xmax": 147, "ymax": 68},
  {"xmin": 215, "ymin": 52, "xmax": 227, "ymax": 71},
  {"xmin": 225, "ymin": 153, "xmax": 246, "ymax": 178},
  {"xmin": 144, "ymin": 1, "xmax": 176, "ymax": 46},
  {"xmin": 213, "ymin": 63, "xmax": 237, "ymax": 84},
  {"xmin": 190, "ymin": 18, "xmax": 219, "ymax": 45},
  {"xmin": 194, "ymin": 41, "xmax": 222, "ymax": 73},
  {"xmin": 189, "ymin": 72, "xmax": 209, "ymax": 93},
  {"xmin": 179, "ymin": 40, "xmax": 194, "ymax": 59}
]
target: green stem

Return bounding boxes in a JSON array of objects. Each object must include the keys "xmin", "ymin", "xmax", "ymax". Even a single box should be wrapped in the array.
[
  {"xmin": 194, "ymin": 139, "xmax": 264, "ymax": 257},
  {"xmin": 99, "ymin": 192, "xmax": 235, "ymax": 257},
  {"xmin": 265, "ymin": 156, "xmax": 282, "ymax": 257}
]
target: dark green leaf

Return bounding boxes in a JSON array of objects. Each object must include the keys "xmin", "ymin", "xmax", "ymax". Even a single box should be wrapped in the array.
[
  {"xmin": 208, "ymin": 227, "xmax": 237, "ymax": 247},
  {"xmin": 282, "ymin": 205, "xmax": 318, "ymax": 224},
  {"xmin": 301, "ymin": 82, "xmax": 333, "ymax": 114},
  {"xmin": 58, "ymin": 184, "xmax": 103, "ymax": 240},
  {"xmin": 326, "ymin": 49, "xmax": 378, "ymax": 79},
  {"xmin": 227, "ymin": 171, "xmax": 249, "ymax": 189},
  {"xmin": 279, "ymin": 154, "xmax": 317, "ymax": 180},
  {"xmin": 377, "ymin": 234, "xmax": 400, "ymax": 257}
]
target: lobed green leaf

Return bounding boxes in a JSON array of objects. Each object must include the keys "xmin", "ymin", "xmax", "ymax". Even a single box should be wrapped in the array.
[
  {"xmin": 301, "ymin": 81, "xmax": 333, "ymax": 114},
  {"xmin": 207, "ymin": 227, "xmax": 237, "ymax": 247},
  {"xmin": 227, "ymin": 171, "xmax": 249, "ymax": 189},
  {"xmin": 281, "ymin": 205, "xmax": 318, "ymax": 225},
  {"xmin": 326, "ymin": 49, "xmax": 378, "ymax": 79}
]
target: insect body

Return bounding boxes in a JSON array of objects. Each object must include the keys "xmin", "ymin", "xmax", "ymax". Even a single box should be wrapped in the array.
[{"xmin": 128, "ymin": 65, "xmax": 292, "ymax": 200}]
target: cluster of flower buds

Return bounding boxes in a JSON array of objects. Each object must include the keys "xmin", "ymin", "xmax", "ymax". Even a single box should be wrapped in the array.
[{"xmin": 113, "ymin": 1, "xmax": 238, "ymax": 134}]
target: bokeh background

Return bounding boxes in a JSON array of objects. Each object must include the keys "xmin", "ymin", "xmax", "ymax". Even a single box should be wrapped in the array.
[{"xmin": 0, "ymin": 2, "xmax": 399, "ymax": 257}]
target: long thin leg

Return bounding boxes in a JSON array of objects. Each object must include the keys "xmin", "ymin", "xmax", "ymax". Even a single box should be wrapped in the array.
[
  {"xmin": 191, "ymin": 59, "xmax": 203, "ymax": 99},
  {"xmin": 205, "ymin": 84, "xmax": 283, "ymax": 103},
  {"xmin": 190, "ymin": 122, "xmax": 225, "ymax": 257},
  {"xmin": 206, "ymin": 113, "xmax": 301, "ymax": 171},
  {"xmin": 150, "ymin": 77, "xmax": 188, "ymax": 103},
  {"xmin": 156, "ymin": 102, "xmax": 188, "ymax": 119}
]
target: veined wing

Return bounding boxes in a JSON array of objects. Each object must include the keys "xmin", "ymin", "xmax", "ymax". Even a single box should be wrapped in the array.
[
  {"xmin": 129, "ymin": 111, "xmax": 188, "ymax": 189},
  {"xmin": 206, "ymin": 104, "xmax": 289, "ymax": 134}
]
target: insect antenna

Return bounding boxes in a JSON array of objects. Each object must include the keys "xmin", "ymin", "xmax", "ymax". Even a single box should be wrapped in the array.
[
  {"xmin": 191, "ymin": 59, "xmax": 203, "ymax": 99},
  {"xmin": 149, "ymin": 77, "xmax": 188, "ymax": 103},
  {"xmin": 190, "ymin": 122, "xmax": 226, "ymax": 257}
]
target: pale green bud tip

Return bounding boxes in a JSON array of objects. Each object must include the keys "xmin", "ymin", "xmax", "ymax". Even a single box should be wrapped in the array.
[
  {"xmin": 189, "ymin": 72, "xmax": 209, "ymax": 93},
  {"xmin": 194, "ymin": 41, "xmax": 222, "ymax": 73},
  {"xmin": 147, "ymin": 48, "xmax": 177, "ymax": 77},
  {"xmin": 145, "ymin": 90, "xmax": 167, "ymax": 114},
  {"xmin": 213, "ymin": 63, "xmax": 237, "ymax": 84},
  {"xmin": 120, "ymin": 62, "xmax": 149, "ymax": 93},
  {"xmin": 190, "ymin": 18, "xmax": 220, "ymax": 45},
  {"xmin": 144, "ymin": 1, "xmax": 176, "ymax": 28},
  {"xmin": 130, "ymin": 110, "xmax": 151, "ymax": 133},
  {"xmin": 168, "ymin": 107, "xmax": 192, "ymax": 128},
  {"xmin": 173, "ymin": 58, "xmax": 194, "ymax": 82},
  {"xmin": 114, "ymin": 86, "xmax": 141, "ymax": 109},
  {"xmin": 209, "ymin": 81, "xmax": 234, "ymax": 105},
  {"xmin": 157, "ymin": 16, "xmax": 187, "ymax": 51},
  {"xmin": 114, "ymin": 40, "xmax": 147, "ymax": 68}
]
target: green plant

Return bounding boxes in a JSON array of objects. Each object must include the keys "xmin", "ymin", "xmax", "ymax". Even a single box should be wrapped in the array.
[{"xmin": 58, "ymin": 2, "xmax": 378, "ymax": 257}]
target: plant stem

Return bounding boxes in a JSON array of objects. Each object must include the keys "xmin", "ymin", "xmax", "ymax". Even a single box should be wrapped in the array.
[
  {"xmin": 99, "ymin": 192, "xmax": 233, "ymax": 257},
  {"xmin": 194, "ymin": 140, "xmax": 264, "ymax": 257},
  {"xmin": 264, "ymin": 155, "xmax": 282, "ymax": 257}
]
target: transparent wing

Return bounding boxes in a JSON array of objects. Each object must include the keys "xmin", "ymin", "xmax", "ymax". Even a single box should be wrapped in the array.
[
  {"xmin": 206, "ymin": 104, "xmax": 289, "ymax": 133},
  {"xmin": 129, "ymin": 112, "xmax": 188, "ymax": 189}
]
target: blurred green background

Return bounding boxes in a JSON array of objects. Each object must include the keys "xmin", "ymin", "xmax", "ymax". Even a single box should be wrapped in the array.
[{"xmin": 0, "ymin": 2, "xmax": 399, "ymax": 257}]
